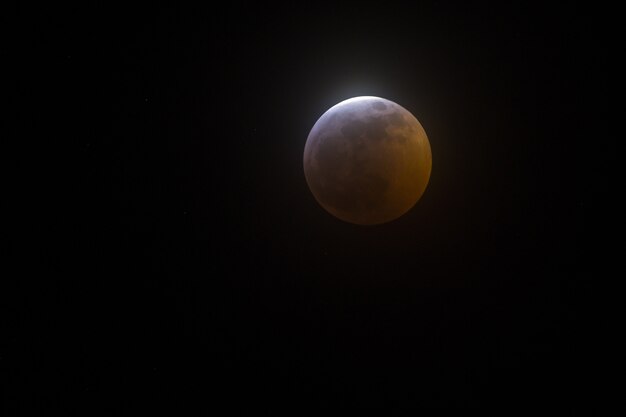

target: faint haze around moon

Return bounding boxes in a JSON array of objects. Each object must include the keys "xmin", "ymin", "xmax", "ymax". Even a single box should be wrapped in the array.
[{"xmin": 303, "ymin": 96, "xmax": 432, "ymax": 225}]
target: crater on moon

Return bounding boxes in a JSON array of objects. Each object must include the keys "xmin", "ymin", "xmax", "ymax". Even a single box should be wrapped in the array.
[{"xmin": 303, "ymin": 96, "xmax": 431, "ymax": 225}]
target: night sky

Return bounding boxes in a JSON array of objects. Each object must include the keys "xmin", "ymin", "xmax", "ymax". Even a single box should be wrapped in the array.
[{"xmin": 7, "ymin": 2, "xmax": 613, "ymax": 413}]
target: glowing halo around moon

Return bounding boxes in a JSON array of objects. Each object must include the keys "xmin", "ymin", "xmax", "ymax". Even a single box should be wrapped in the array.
[{"xmin": 303, "ymin": 96, "xmax": 432, "ymax": 225}]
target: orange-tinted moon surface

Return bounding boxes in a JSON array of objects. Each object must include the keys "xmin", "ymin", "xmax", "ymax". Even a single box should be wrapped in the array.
[{"xmin": 303, "ymin": 96, "xmax": 432, "ymax": 225}]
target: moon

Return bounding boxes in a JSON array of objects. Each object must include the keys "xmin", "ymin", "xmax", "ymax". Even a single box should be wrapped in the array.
[{"xmin": 303, "ymin": 96, "xmax": 432, "ymax": 225}]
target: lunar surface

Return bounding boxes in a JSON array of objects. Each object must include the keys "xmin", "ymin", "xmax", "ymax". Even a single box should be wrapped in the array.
[{"xmin": 303, "ymin": 96, "xmax": 432, "ymax": 225}]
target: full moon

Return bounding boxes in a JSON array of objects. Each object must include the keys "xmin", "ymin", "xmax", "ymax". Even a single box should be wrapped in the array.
[{"xmin": 303, "ymin": 96, "xmax": 432, "ymax": 225}]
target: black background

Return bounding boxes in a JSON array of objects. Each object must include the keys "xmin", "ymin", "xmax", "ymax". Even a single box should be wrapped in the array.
[{"xmin": 6, "ymin": 1, "xmax": 614, "ymax": 413}]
